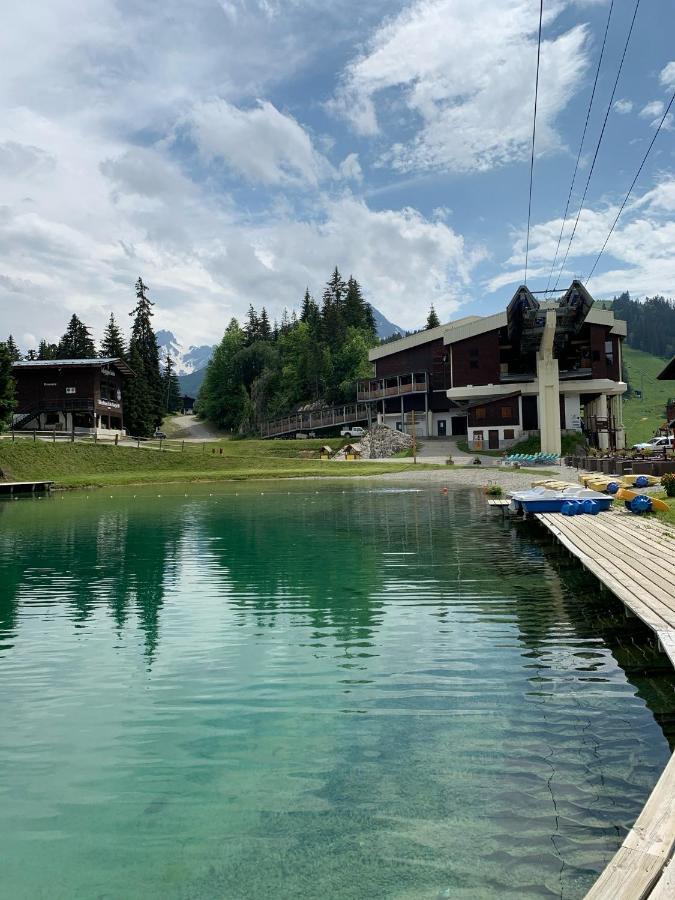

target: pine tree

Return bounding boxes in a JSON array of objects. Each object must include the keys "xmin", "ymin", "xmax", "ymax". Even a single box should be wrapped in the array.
[
  {"xmin": 162, "ymin": 353, "xmax": 182, "ymax": 414},
  {"xmin": 300, "ymin": 289, "xmax": 313, "ymax": 322},
  {"xmin": 6, "ymin": 335, "xmax": 22, "ymax": 361},
  {"xmin": 245, "ymin": 305, "xmax": 260, "ymax": 345},
  {"xmin": 0, "ymin": 341, "xmax": 16, "ymax": 430},
  {"xmin": 126, "ymin": 277, "xmax": 163, "ymax": 435},
  {"xmin": 26, "ymin": 349, "xmax": 38, "ymax": 360},
  {"xmin": 100, "ymin": 313, "xmax": 126, "ymax": 358},
  {"xmin": 58, "ymin": 314, "xmax": 96, "ymax": 358},
  {"xmin": 426, "ymin": 305, "xmax": 440, "ymax": 329},
  {"xmin": 38, "ymin": 340, "xmax": 59, "ymax": 360},
  {"xmin": 326, "ymin": 266, "xmax": 347, "ymax": 307},
  {"xmin": 259, "ymin": 308, "xmax": 271, "ymax": 341}
]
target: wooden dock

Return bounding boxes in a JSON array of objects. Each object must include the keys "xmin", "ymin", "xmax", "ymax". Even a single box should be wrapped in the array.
[
  {"xmin": 535, "ymin": 510, "xmax": 675, "ymax": 900},
  {"xmin": 0, "ymin": 480, "xmax": 53, "ymax": 496}
]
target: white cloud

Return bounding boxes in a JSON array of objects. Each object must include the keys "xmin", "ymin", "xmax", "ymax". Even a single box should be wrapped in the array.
[
  {"xmin": 639, "ymin": 100, "xmax": 665, "ymax": 120},
  {"xmin": 660, "ymin": 61, "xmax": 675, "ymax": 91},
  {"xmin": 331, "ymin": 0, "xmax": 588, "ymax": 173},
  {"xmin": 613, "ymin": 99, "xmax": 633, "ymax": 115},
  {"xmin": 190, "ymin": 99, "xmax": 335, "ymax": 186},
  {"xmin": 489, "ymin": 175, "xmax": 675, "ymax": 298},
  {"xmin": 338, "ymin": 153, "xmax": 363, "ymax": 182}
]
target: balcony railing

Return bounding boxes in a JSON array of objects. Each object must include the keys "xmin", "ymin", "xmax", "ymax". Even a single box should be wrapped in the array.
[{"xmin": 357, "ymin": 372, "xmax": 428, "ymax": 402}]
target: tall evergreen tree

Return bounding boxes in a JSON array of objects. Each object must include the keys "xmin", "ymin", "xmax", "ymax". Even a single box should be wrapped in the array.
[
  {"xmin": 5, "ymin": 335, "xmax": 22, "ymax": 361},
  {"xmin": 58, "ymin": 314, "xmax": 96, "ymax": 358},
  {"xmin": 100, "ymin": 313, "xmax": 126, "ymax": 358},
  {"xmin": 259, "ymin": 308, "xmax": 272, "ymax": 341},
  {"xmin": 426, "ymin": 305, "xmax": 440, "ymax": 329},
  {"xmin": 25, "ymin": 349, "xmax": 38, "ymax": 360},
  {"xmin": 38, "ymin": 340, "xmax": 59, "ymax": 360},
  {"xmin": 126, "ymin": 277, "xmax": 163, "ymax": 435},
  {"xmin": 162, "ymin": 353, "xmax": 182, "ymax": 414},
  {"xmin": 245, "ymin": 305, "xmax": 260, "ymax": 345},
  {"xmin": 0, "ymin": 342, "xmax": 16, "ymax": 430}
]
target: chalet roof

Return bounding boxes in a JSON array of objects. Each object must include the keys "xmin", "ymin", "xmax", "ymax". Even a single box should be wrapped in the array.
[
  {"xmin": 657, "ymin": 357, "xmax": 675, "ymax": 380},
  {"xmin": 12, "ymin": 357, "xmax": 135, "ymax": 377}
]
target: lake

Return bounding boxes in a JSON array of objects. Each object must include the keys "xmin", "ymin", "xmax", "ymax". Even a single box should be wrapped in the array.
[{"xmin": 1, "ymin": 483, "xmax": 673, "ymax": 899}]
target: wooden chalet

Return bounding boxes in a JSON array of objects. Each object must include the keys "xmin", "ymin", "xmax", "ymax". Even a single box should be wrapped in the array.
[
  {"xmin": 360, "ymin": 282, "xmax": 627, "ymax": 454},
  {"xmin": 11, "ymin": 357, "xmax": 134, "ymax": 436}
]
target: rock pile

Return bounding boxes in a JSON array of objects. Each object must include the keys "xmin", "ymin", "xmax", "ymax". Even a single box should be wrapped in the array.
[{"xmin": 360, "ymin": 425, "xmax": 414, "ymax": 459}]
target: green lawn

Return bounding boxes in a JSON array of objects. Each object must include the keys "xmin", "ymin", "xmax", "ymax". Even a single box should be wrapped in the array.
[
  {"xmin": 622, "ymin": 345, "xmax": 672, "ymax": 445},
  {"xmin": 0, "ymin": 439, "xmax": 439, "ymax": 488}
]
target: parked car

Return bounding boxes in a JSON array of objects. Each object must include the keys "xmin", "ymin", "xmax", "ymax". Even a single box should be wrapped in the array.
[
  {"xmin": 154, "ymin": 429, "xmax": 167, "ymax": 440},
  {"xmin": 340, "ymin": 426, "xmax": 365, "ymax": 438},
  {"xmin": 631, "ymin": 436, "xmax": 675, "ymax": 451}
]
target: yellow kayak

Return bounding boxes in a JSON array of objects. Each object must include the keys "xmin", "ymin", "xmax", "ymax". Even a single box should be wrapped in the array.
[{"xmin": 620, "ymin": 474, "xmax": 660, "ymax": 487}]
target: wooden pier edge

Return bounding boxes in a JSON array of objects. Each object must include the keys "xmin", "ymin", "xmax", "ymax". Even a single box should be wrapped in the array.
[{"xmin": 534, "ymin": 512, "xmax": 675, "ymax": 899}]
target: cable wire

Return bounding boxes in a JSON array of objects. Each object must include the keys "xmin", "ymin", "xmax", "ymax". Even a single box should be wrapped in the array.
[
  {"xmin": 524, "ymin": 0, "xmax": 544, "ymax": 286},
  {"xmin": 544, "ymin": 0, "xmax": 614, "ymax": 293},
  {"xmin": 553, "ymin": 0, "xmax": 641, "ymax": 290},
  {"xmin": 585, "ymin": 88, "xmax": 675, "ymax": 285}
]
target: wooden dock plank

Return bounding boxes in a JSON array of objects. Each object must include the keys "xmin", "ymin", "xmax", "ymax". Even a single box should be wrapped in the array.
[{"xmin": 533, "ymin": 511, "xmax": 675, "ymax": 900}]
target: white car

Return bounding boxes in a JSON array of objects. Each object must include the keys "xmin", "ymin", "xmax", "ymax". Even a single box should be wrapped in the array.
[
  {"xmin": 631, "ymin": 436, "xmax": 675, "ymax": 451},
  {"xmin": 340, "ymin": 426, "xmax": 365, "ymax": 438}
]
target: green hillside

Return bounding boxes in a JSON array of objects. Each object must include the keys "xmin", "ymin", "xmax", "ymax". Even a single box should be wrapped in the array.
[{"xmin": 622, "ymin": 345, "xmax": 673, "ymax": 444}]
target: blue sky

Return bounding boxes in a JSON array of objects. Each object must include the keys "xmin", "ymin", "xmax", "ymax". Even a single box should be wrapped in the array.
[{"xmin": 1, "ymin": 0, "xmax": 674, "ymax": 348}]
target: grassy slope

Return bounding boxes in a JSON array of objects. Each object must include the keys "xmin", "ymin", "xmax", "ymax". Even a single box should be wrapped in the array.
[
  {"xmin": 622, "ymin": 345, "xmax": 672, "ymax": 445},
  {"xmin": 0, "ymin": 439, "xmax": 439, "ymax": 488}
]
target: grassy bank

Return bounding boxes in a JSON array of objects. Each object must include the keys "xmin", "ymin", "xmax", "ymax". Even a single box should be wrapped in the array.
[
  {"xmin": 0, "ymin": 439, "xmax": 439, "ymax": 488},
  {"xmin": 622, "ymin": 346, "xmax": 672, "ymax": 445}
]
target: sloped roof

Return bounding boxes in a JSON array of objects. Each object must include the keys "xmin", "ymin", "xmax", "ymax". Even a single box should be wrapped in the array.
[
  {"xmin": 657, "ymin": 357, "xmax": 675, "ymax": 380},
  {"xmin": 12, "ymin": 357, "xmax": 135, "ymax": 376}
]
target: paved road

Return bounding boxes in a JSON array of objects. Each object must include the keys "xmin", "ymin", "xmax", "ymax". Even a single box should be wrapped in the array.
[{"xmin": 168, "ymin": 415, "xmax": 222, "ymax": 441}]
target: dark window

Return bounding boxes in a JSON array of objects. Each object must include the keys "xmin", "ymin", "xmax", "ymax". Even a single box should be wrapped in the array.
[
  {"xmin": 501, "ymin": 406, "xmax": 511, "ymax": 419},
  {"xmin": 470, "ymin": 360, "xmax": 479, "ymax": 369},
  {"xmin": 504, "ymin": 429, "xmax": 515, "ymax": 440},
  {"xmin": 592, "ymin": 350, "xmax": 600, "ymax": 362},
  {"xmin": 475, "ymin": 407, "xmax": 486, "ymax": 419}
]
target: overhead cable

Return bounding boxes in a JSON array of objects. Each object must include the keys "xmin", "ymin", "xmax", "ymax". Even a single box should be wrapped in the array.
[{"xmin": 524, "ymin": 0, "xmax": 544, "ymax": 286}]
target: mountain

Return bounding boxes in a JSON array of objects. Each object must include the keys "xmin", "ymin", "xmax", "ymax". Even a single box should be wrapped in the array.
[
  {"xmin": 371, "ymin": 306, "xmax": 404, "ymax": 339},
  {"xmin": 178, "ymin": 368, "xmax": 207, "ymax": 397},
  {"xmin": 156, "ymin": 330, "xmax": 215, "ymax": 376}
]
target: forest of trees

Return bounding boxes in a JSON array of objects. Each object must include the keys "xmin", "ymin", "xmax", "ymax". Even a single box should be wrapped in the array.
[
  {"xmin": 198, "ymin": 268, "xmax": 379, "ymax": 432},
  {"xmin": 2, "ymin": 278, "xmax": 181, "ymax": 436},
  {"xmin": 611, "ymin": 292, "xmax": 675, "ymax": 359}
]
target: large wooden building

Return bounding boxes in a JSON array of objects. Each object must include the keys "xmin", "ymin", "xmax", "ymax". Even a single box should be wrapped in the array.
[
  {"xmin": 12, "ymin": 358, "xmax": 133, "ymax": 436},
  {"xmin": 359, "ymin": 282, "xmax": 627, "ymax": 453}
]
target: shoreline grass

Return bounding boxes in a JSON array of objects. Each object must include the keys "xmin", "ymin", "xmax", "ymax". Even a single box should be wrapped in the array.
[{"xmin": 0, "ymin": 440, "xmax": 444, "ymax": 489}]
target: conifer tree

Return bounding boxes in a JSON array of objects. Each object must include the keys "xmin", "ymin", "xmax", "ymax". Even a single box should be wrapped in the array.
[
  {"xmin": 245, "ymin": 305, "xmax": 260, "ymax": 345},
  {"xmin": 5, "ymin": 335, "xmax": 22, "ymax": 361},
  {"xmin": 162, "ymin": 353, "xmax": 182, "ymax": 414},
  {"xmin": 126, "ymin": 277, "xmax": 163, "ymax": 435},
  {"xmin": 26, "ymin": 349, "xmax": 38, "ymax": 360},
  {"xmin": 38, "ymin": 340, "xmax": 59, "ymax": 360},
  {"xmin": 259, "ymin": 308, "xmax": 271, "ymax": 341},
  {"xmin": 58, "ymin": 314, "xmax": 96, "ymax": 358},
  {"xmin": 426, "ymin": 304, "xmax": 440, "ymax": 329},
  {"xmin": 100, "ymin": 313, "xmax": 126, "ymax": 358},
  {"xmin": 0, "ymin": 341, "xmax": 16, "ymax": 430}
]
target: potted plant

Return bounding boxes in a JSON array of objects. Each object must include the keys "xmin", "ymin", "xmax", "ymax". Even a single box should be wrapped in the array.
[{"xmin": 662, "ymin": 473, "xmax": 675, "ymax": 498}]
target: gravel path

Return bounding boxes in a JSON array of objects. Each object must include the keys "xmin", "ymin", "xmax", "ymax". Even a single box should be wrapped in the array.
[{"xmin": 365, "ymin": 463, "xmax": 581, "ymax": 492}]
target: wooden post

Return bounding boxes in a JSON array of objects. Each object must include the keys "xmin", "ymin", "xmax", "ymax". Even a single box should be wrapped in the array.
[
  {"xmin": 53, "ymin": 429, "xmax": 56, "ymax": 443},
  {"xmin": 137, "ymin": 438, "xmax": 140, "ymax": 449},
  {"xmin": 115, "ymin": 434, "xmax": 119, "ymax": 446},
  {"xmin": 182, "ymin": 440, "xmax": 185, "ymax": 452},
  {"xmin": 412, "ymin": 410, "xmax": 417, "ymax": 464},
  {"xmin": 33, "ymin": 429, "xmax": 36, "ymax": 443}
]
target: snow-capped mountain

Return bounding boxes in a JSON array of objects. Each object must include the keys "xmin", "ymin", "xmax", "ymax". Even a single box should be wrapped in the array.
[{"xmin": 156, "ymin": 330, "xmax": 215, "ymax": 375}]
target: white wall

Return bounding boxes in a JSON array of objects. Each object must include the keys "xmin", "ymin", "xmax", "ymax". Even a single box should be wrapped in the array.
[{"xmin": 564, "ymin": 393, "xmax": 582, "ymax": 431}]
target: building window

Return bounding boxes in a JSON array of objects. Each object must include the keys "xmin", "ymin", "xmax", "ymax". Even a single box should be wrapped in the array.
[
  {"xmin": 504, "ymin": 429, "xmax": 515, "ymax": 440},
  {"xmin": 65, "ymin": 387, "xmax": 76, "ymax": 394},
  {"xmin": 605, "ymin": 340, "xmax": 614, "ymax": 365},
  {"xmin": 475, "ymin": 407, "xmax": 486, "ymax": 419},
  {"xmin": 501, "ymin": 406, "xmax": 511, "ymax": 419}
]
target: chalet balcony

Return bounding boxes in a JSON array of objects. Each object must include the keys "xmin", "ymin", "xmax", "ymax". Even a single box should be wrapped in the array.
[{"xmin": 357, "ymin": 372, "xmax": 429, "ymax": 402}]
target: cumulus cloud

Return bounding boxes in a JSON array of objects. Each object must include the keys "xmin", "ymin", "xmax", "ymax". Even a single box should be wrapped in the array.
[
  {"xmin": 660, "ymin": 61, "xmax": 675, "ymax": 91},
  {"xmin": 613, "ymin": 99, "xmax": 633, "ymax": 115},
  {"xmin": 640, "ymin": 100, "xmax": 665, "ymax": 119},
  {"xmin": 331, "ymin": 0, "xmax": 588, "ymax": 173},
  {"xmin": 488, "ymin": 175, "xmax": 675, "ymax": 298},
  {"xmin": 190, "ymin": 99, "xmax": 335, "ymax": 186},
  {"xmin": 338, "ymin": 153, "xmax": 363, "ymax": 182}
]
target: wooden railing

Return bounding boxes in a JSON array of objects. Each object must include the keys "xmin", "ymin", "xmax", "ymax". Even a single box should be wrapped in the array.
[
  {"xmin": 259, "ymin": 403, "xmax": 370, "ymax": 438},
  {"xmin": 357, "ymin": 372, "xmax": 428, "ymax": 402}
]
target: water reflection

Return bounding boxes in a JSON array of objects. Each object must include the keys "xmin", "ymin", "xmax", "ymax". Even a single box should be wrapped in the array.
[{"xmin": 1, "ymin": 486, "xmax": 674, "ymax": 900}]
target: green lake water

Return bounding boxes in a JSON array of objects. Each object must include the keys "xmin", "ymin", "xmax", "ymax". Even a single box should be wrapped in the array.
[{"xmin": 1, "ymin": 483, "xmax": 674, "ymax": 900}]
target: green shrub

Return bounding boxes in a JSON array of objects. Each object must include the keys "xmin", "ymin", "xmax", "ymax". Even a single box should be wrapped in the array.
[
  {"xmin": 484, "ymin": 484, "xmax": 503, "ymax": 497},
  {"xmin": 663, "ymin": 473, "xmax": 675, "ymax": 497}
]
